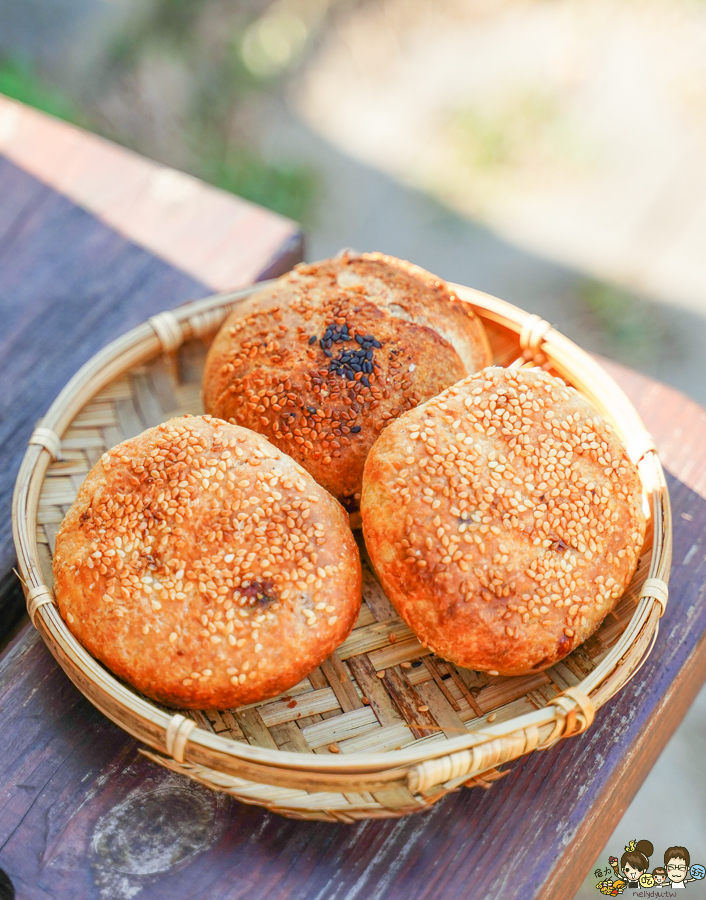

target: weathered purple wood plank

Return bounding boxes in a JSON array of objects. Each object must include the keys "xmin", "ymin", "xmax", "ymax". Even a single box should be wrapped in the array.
[{"xmin": 0, "ymin": 463, "xmax": 702, "ymax": 900}]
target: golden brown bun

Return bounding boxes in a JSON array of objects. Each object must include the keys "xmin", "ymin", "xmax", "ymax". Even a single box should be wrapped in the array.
[
  {"xmin": 361, "ymin": 367, "xmax": 646, "ymax": 675},
  {"xmin": 53, "ymin": 416, "xmax": 361, "ymax": 708},
  {"xmin": 203, "ymin": 253, "xmax": 491, "ymax": 506}
]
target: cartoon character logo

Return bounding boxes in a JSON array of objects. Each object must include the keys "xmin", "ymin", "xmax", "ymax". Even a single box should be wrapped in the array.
[
  {"xmin": 619, "ymin": 839, "xmax": 654, "ymax": 887},
  {"xmin": 596, "ymin": 841, "xmax": 705, "ymax": 893},
  {"xmin": 666, "ymin": 846, "xmax": 691, "ymax": 888},
  {"xmin": 653, "ymin": 866, "xmax": 669, "ymax": 886},
  {"xmin": 664, "ymin": 846, "xmax": 706, "ymax": 888}
]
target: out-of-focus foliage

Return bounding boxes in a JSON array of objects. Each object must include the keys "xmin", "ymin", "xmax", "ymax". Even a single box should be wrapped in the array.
[
  {"xmin": 0, "ymin": 0, "xmax": 324, "ymax": 224},
  {"xmin": 0, "ymin": 57, "xmax": 84, "ymax": 125},
  {"xmin": 450, "ymin": 90, "xmax": 562, "ymax": 172},
  {"xmin": 204, "ymin": 148, "xmax": 318, "ymax": 224},
  {"xmin": 97, "ymin": 0, "xmax": 320, "ymax": 223},
  {"xmin": 578, "ymin": 279, "xmax": 671, "ymax": 365}
]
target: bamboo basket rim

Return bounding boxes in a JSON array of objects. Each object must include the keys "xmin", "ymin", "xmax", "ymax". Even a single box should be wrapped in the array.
[{"xmin": 11, "ymin": 280, "xmax": 671, "ymax": 784}]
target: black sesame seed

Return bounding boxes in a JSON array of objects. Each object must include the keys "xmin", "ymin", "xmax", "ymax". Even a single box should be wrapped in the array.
[
  {"xmin": 307, "ymin": 406, "xmax": 316, "ymax": 414},
  {"xmin": 372, "ymin": 340, "xmax": 382, "ymax": 348},
  {"xmin": 355, "ymin": 334, "xmax": 364, "ymax": 345},
  {"xmin": 351, "ymin": 363, "xmax": 361, "ymax": 372},
  {"xmin": 363, "ymin": 361, "xmax": 372, "ymax": 373},
  {"xmin": 411, "ymin": 660, "xmax": 423, "ymax": 668},
  {"xmin": 361, "ymin": 376, "xmax": 370, "ymax": 387},
  {"xmin": 350, "ymin": 425, "xmax": 361, "ymax": 433},
  {"xmin": 308, "ymin": 335, "xmax": 317, "ymax": 345},
  {"xmin": 363, "ymin": 334, "xmax": 375, "ymax": 342},
  {"xmin": 366, "ymin": 350, "xmax": 373, "ymax": 360},
  {"xmin": 323, "ymin": 349, "xmax": 332, "ymax": 358}
]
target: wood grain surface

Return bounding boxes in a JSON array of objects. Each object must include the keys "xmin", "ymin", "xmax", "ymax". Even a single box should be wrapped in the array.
[
  {"xmin": 1, "ymin": 361, "xmax": 705, "ymax": 900},
  {"xmin": 0, "ymin": 151, "xmax": 302, "ymax": 638},
  {"xmin": 0, "ymin": 95, "xmax": 302, "ymax": 292}
]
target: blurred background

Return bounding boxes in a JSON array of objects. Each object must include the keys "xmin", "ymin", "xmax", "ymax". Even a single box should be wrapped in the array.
[{"xmin": 1, "ymin": 0, "xmax": 706, "ymax": 893}]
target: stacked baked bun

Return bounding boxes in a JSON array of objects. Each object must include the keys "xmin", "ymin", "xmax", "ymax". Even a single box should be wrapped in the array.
[
  {"xmin": 53, "ymin": 416, "xmax": 361, "ymax": 708},
  {"xmin": 361, "ymin": 366, "xmax": 646, "ymax": 676},
  {"xmin": 202, "ymin": 252, "xmax": 491, "ymax": 507},
  {"xmin": 53, "ymin": 253, "xmax": 646, "ymax": 712}
]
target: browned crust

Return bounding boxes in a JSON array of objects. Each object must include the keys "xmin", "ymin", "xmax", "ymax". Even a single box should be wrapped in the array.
[
  {"xmin": 202, "ymin": 253, "xmax": 491, "ymax": 505},
  {"xmin": 361, "ymin": 367, "xmax": 646, "ymax": 676},
  {"xmin": 53, "ymin": 416, "xmax": 362, "ymax": 709}
]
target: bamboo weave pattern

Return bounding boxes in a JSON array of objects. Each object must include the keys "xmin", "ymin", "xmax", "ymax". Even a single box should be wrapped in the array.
[{"xmin": 15, "ymin": 286, "xmax": 668, "ymax": 821}]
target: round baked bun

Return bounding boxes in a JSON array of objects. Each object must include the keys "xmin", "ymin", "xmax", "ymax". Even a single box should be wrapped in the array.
[
  {"xmin": 53, "ymin": 415, "xmax": 362, "ymax": 709},
  {"xmin": 361, "ymin": 366, "xmax": 646, "ymax": 676},
  {"xmin": 202, "ymin": 252, "xmax": 491, "ymax": 508}
]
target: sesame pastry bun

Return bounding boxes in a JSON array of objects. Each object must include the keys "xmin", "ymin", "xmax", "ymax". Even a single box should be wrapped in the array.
[
  {"xmin": 361, "ymin": 367, "xmax": 646, "ymax": 676},
  {"xmin": 202, "ymin": 252, "xmax": 491, "ymax": 508},
  {"xmin": 53, "ymin": 415, "xmax": 362, "ymax": 709}
]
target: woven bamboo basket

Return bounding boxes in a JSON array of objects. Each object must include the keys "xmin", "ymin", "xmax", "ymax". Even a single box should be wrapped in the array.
[{"xmin": 12, "ymin": 282, "xmax": 671, "ymax": 822}]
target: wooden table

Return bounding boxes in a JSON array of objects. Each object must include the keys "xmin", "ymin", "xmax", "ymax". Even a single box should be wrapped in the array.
[{"xmin": 2, "ymin": 97, "xmax": 706, "ymax": 900}]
